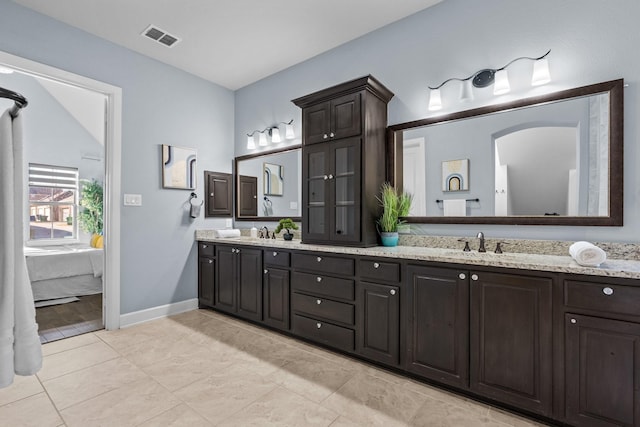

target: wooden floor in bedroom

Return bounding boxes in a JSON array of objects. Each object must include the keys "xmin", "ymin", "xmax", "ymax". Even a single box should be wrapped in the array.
[{"xmin": 36, "ymin": 294, "xmax": 103, "ymax": 343}]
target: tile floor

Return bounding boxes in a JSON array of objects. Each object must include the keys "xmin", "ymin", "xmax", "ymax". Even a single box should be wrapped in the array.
[{"xmin": 0, "ymin": 309, "xmax": 549, "ymax": 426}]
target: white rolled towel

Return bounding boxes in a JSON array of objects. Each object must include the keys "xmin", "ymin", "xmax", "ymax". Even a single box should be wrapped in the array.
[
  {"xmin": 569, "ymin": 241, "xmax": 607, "ymax": 267},
  {"xmin": 214, "ymin": 229, "xmax": 241, "ymax": 238}
]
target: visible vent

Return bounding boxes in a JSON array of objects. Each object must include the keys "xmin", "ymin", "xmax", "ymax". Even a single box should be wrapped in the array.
[{"xmin": 141, "ymin": 25, "xmax": 180, "ymax": 48}]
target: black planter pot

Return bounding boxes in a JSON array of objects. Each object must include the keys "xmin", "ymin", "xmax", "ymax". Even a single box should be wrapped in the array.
[{"xmin": 283, "ymin": 232, "xmax": 294, "ymax": 241}]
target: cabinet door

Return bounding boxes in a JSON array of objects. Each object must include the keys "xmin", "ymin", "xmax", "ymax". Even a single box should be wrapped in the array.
[
  {"xmin": 357, "ymin": 281, "xmax": 400, "ymax": 366},
  {"xmin": 302, "ymin": 143, "xmax": 330, "ymax": 241},
  {"xmin": 566, "ymin": 314, "xmax": 640, "ymax": 427},
  {"xmin": 470, "ymin": 271, "xmax": 553, "ymax": 416},
  {"xmin": 303, "ymin": 101, "xmax": 330, "ymax": 145},
  {"xmin": 236, "ymin": 247, "xmax": 263, "ymax": 322},
  {"xmin": 238, "ymin": 175, "xmax": 258, "ymax": 216},
  {"xmin": 198, "ymin": 256, "xmax": 215, "ymax": 307},
  {"xmin": 205, "ymin": 171, "xmax": 232, "ymax": 217},
  {"xmin": 263, "ymin": 268, "xmax": 290, "ymax": 331},
  {"xmin": 215, "ymin": 246, "xmax": 236, "ymax": 313},
  {"xmin": 330, "ymin": 137, "xmax": 361, "ymax": 243},
  {"xmin": 330, "ymin": 92, "xmax": 361, "ymax": 140},
  {"xmin": 406, "ymin": 265, "xmax": 469, "ymax": 388}
]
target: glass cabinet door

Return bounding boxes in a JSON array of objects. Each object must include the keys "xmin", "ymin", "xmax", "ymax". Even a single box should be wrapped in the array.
[
  {"xmin": 331, "ymin": 138, "xmax": 361, "ymax": 242},
  {"xmin": 303, "ymin": 145, "xmax": 329, "ymax": 240}
]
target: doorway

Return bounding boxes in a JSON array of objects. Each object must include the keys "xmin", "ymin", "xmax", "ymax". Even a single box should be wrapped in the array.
[{"xmin": 0, "ymin": 50, "xmax": 122, "ymax": 334}]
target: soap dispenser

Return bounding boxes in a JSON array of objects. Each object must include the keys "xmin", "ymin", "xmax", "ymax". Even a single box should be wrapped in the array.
[{"xmin": 250, "ymin": 223, "xmax": 258, "ymax": 239}]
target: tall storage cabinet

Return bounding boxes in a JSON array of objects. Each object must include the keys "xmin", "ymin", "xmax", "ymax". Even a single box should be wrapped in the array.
[{"xmin": 293, "ymin": 76, "xmax": 393, "ymax": 247}]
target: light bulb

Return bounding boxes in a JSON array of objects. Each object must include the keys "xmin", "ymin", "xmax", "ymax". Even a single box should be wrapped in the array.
[
  {"xmin": 531, "ymin": 58, "xmax": 551, "ymax": 86},
  {"xmin": 258, "ymin": 132, "xmax": 268, "ymax": 146},
  {"xmin": 271, "ymin": 127, "xmax": 281, "ymax": 143},
  {"xmin": 247, "ymin": 135, "xmax": 256, "ymax": 150},
  {"xmin": 460, "ymin": 80, "xmax": 474, "ymax": 102},
  {"xmin": 428, "ymin": 88, "xmax": 442, "ymax": 111},
  {"xmin": 285, "ymin": 123, "xmax": 295, "ymax": 139},
  {"xmin": 493, "ymin": 69, "xmax": 510, "ymax": 95}
]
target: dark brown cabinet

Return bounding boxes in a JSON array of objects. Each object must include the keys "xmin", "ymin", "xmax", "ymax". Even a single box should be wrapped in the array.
[
  {"xmin": 357, "ymin": 281, "xmax": 400, "ymax": 366},
  {"xmin": 204, "ymin": 171, "xmax": 232, "ymax": 217},
  {"xmin": 470, "ymin": 271, "xmax": 553, "ymax": 416},
  {"xmin": 294, "ymin": 75, "xmax": 394, "ymax": 247},
  {"xmin": 565, "ymin": 314, "xmax": 640, "ymax": 427},
  {"xmin": 214, "ymin": 245, "xmax": 262, "ymax": 322},
  {"xmin": 198, "ymin": 242, "xmax": 215, "ymax": 308},
  {"xmin": 238, "ymin": 175, "xmax": 258, "ymax": 217},
  {"xmin": 262, "ymin": 250, "xmax": 291, "ymax": 331},
  {"xmin": 405, "ymin": 265, "xmax": 469, "ymax": 388}
]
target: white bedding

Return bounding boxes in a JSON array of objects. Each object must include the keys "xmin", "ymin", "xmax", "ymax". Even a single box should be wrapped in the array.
[{"xmin": 25, "ymin": 248, "xmax": 103, "ymax": 302}]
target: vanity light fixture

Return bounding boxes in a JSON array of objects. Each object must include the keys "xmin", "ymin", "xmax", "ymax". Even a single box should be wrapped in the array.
[
  {"xmin": 427, "ymin": 50, "xmax": 551, "ymax": 111},
  {"xmin": 246, "ymin": 119, "xmax": 295, "ymax": 149}
]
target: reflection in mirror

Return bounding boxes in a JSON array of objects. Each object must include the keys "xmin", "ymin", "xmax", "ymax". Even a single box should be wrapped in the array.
[
  {"xmin": 235, "ymin": 146, "xmax": 302, "ymax": 220},
  {"xmin": 389, "ymin": 79, "xmax": 623, "ymax": 226}
]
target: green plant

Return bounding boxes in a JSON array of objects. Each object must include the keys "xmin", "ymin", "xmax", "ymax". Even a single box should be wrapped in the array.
[
  {"xmin": 377, "ymin": 182, "xmax": 413, "ymax": 232},
  {"xmin": 78, "ymin": 180, "xmax": 103, "ymax": 235},
  {"xmin": 275, "ymin": 218, "xmax": 299, "ymax": 235}
]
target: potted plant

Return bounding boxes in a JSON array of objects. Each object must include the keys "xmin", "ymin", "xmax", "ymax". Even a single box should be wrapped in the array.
[
  {"xmin": 377, "ymin": 182, "xmax": 412, "ymax": 247},
  {"xmin": 66, "ymin": 216, "xmax": 73, "ymax": 225},
  {"xmin": 78, "ymin": 179, "xmax": 104, "ymax": 247},
  {"xmin": 275, "ymin": 218, "xmax": 299, "ymax": 241}
]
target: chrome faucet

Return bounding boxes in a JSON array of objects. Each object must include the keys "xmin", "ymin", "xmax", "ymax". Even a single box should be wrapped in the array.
[
  {"xmin": 477, "ymin": 232, "xmax": 486, "ymax": 252},
  {"xmin": 260, "ymin": 226, "xmax": 270, "ymax": 239}
]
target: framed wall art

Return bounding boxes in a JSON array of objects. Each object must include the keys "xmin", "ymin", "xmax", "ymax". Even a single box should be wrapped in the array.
[
  {"xmin": 162, "ymin": 144, "xmax": 197, "ymax": 190},
  {"xmin": 442, "ymin": 158, "xmax": 469, "ymax": 192}
]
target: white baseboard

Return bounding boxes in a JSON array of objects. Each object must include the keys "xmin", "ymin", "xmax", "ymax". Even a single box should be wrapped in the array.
[{"xmin": 119, "ymin": 298, "xmax": 198, "ymax": 328}]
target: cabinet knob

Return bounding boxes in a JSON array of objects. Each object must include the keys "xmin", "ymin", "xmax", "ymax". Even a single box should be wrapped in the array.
[
  {"xmin": 323, "ymin": 175, "xmax": 329, "ymax": 180},
  {"xmin": 330, "ymin": 132, "xmax": 335, "ymax": 138},
  {"xmin": 273, "ymin": 251, "xmax": 278, "ymax": 257},
  {"xmin": 328, "ymin": 174, "xmax": 334, "ymax": 179},
  {"xmin": 390, "ymin": 289, "xmax": 396, "ymax": 296},
  {"xmin": 459, "ymin": 273, "xmax": 466, "ymax": 280},
  {"xmin": 316, "ymin": 299, "xmax": 322, "ymax": 305},
  {"xmin": 570, "ymin": 318, "xmax": 577, "ymax": 324},
  {"xmin": 202, "ymin": 244, "xmax": 207, "ymax": 249},
  {"xmin": 316, "ymin": 276, "xmax": 322, "ymax": 282},
  {"xmin": 236, "ymin": 248, "xmax": 240, "ymax": 253},
  {"xmin": 603, "ymin": 287, "xmax": 614, "ymax": 296},
  {"xmin": 373, "ymin": 262, "xmax": 380, "ymax": 269},
  {"xmin": 316, "ymin": 322, "xmax": 322, "ymax": 329},
  {"xmin": 264, "ymin": 269, "xmax": 268, "ymax": 274},
  {"xmin": 317, "ymin": 257, "xmax": 322, "ymax": 262},
  {"xmin": 208, "ymin": 259, "xmax": 213, "ymax": 264},
  {"xmin": 471, "ymin": 274, "xmax": 479, "ymax": 281},
  {"xmin": 323, "ymin": 134, "xmax": 328, "ymax": 139}
]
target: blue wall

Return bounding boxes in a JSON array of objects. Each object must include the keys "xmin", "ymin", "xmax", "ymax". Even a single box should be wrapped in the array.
[
  {"xmin": 234, "ymin": 0, "xmax": 640, "ymax": 243},
  {"xmin": 0, "ymin": 0, "xmax": 235, "ymax": 314}
]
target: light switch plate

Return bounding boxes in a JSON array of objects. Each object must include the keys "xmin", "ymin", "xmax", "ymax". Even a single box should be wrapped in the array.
[{"xmin": 124, "ymin": 193, "xmax": 142, "ymax": 206}]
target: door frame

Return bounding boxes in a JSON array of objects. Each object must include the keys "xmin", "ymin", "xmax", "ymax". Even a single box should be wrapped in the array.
[{"xmin": 0, "ymin": 50, "xmax": 122, "ymax": 330}]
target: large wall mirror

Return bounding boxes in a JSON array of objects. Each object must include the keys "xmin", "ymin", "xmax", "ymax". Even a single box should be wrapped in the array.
[
  {"xmin": 388, "ymin": 79, "xmax": 623, "ymax": 226},
  {"xmin": 235, "ymin": 146, "xmax": 302, "ymax": 221}
]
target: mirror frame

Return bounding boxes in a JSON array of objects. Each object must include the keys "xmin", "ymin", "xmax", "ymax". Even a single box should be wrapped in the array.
[
  {"xmin": 234, "ymin": 145, "xmax": 302, "ymax": 222},
  {"xmin": 387, "ymin": 79, "xmax": 624, "ymax": 226}
]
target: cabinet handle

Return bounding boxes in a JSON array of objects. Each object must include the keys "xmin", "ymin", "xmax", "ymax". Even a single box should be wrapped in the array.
[
  {"xmin": 208, "ymin": 259, "xmax": 213, "ymax": 264},
  {"xmin": 317, "ymin": 257, "xmax": 322, "ymax": 262},
  {"xmin": 471, "ymin": 274, "xmax": 478, "ymax": 281},
  {"xmin": 373, "ymin": 262, "xmax": 380, "ymax": 269},
  {"xmin": 323, "ymin": 134, "xmax": 328, "ymax": 139},
  {"xmin": 316, "ymin": 277, "xmax": 322, "ymax": 282},
  {"xmin": 273, "ymin": 251, "xmax": 278, "ymax": 257},
  {"xmin": 264, "ymin": 269, "xmax": 268, "ymax": 274},
  {"xmin": 328, "ymin": 174, "xmax": 334, "ymax": 179},
  {"xmin": 390, "ymin": 289, "xmax": 396, "ymax": 296},
  {"xmin": 603, "ymin": 287, "xmax": 614, "ymax": 296},
  {"xmin": 330, "ymin": 132, "xmax": 335, "ymax": 138},
  {"xmin": 316, "ymin": 299, "xmax": 322, "ymax": 305},
  {"xmin": 317, "ymin": 322, "xmax": 322, "ymax": 329},
  {"xmin": 570, "ymin": 318, "xmax": 577, "ymax": 324},
  {"xmin": 459, "ymin": 273, "xmax": 466, "ymax": 280}
]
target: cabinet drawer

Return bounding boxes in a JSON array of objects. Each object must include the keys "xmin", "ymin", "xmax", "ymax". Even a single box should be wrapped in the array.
[
  {"xmin": 359, "ymin": 259, "xmax": 400, "ymax": 283},
  {"xmin": 565, "ymin": 280, "xmax": 640, "ymax": 317},
  {"xmin": 292, "ymin": 292, "xmax": 354, "ymax": 325},
  {"xmin": 292, "ymin": 271, "xmax": 355, "ymax": 300},
  {"xmin": 292, "ymin": 253, "xmax": 355, "ymax": 276},
  {"xmin": 292, "ymin": 314, "xmax": 354, "ymax": 353},
  {"xmin": 264, "ymin": 250, "xmax": 290, "ymax": 267},
  {"xmin": 198, "ymin": 242, "xmax": 214, "ymax": 257}
]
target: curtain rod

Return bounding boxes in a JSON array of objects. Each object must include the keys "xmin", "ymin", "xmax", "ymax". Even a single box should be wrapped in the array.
[{"xmin": 0, "ymin": 86, "xmax": 28, "ymax": 118}]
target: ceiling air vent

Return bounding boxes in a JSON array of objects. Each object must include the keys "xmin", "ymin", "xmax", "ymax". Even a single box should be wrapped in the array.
[{"xmin": 141, "ymin": 25, "xmax": 181, "ymax": 48}]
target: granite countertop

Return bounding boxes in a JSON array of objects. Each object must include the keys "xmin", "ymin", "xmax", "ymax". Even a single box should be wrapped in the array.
[{"xmin": 195, "ymin": 231, "xmax": 640, "ymax": 280}]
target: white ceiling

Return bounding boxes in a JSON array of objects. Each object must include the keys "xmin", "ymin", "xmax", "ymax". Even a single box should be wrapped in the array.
[{"xmin": 13, "ymin": 0, "xmax": 442, "ymax": 90}]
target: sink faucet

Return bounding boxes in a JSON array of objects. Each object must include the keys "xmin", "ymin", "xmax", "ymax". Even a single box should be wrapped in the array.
[
  {"xmin": 477, "ymin": 232, "xmax": 486, "ymax": 252},
  {"xmin": 261, "ymin": 226, "xmax": 270, "ymax": 239}
]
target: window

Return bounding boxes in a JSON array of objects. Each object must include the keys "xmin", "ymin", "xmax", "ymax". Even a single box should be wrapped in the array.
[{"xmin": 28, "ymin": 163, "xmax": 79, "ymax": 241}]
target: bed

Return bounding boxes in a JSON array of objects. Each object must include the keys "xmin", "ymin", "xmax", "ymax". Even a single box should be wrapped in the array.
[{"xmin": 25, "ymin": 245, "xmax": 103, "ymax": 303}]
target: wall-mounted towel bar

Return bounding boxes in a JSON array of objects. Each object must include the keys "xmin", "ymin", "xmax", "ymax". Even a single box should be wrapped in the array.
[{"xmin": 436, "ymin": 198, "xmax": 480, "ymax": 203}]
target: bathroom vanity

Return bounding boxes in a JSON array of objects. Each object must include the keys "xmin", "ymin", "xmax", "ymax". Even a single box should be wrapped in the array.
[{"xmin": 196, "ymin": 234, "xmax": 640, "ymax": 426}]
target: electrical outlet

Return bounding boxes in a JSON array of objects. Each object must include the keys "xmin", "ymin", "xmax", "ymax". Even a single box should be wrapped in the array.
[
  {"xmin": 124, "ymin": 193, "xmax": 142, "ymax": 206},
  {"xmin": 225, "ymin": 218, "xmax": 233, "ymax": 228}
]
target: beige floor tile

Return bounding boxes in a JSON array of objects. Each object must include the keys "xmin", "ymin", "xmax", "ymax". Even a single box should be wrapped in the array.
[
  {"xmin": 43, "ymin": 357, "xmax": 148, "ymax": 410},
  {"xmin": 59, "ymin": 377, "xmax": 180, "ymax": 427},
  {"xmin": 94, "ymin": 318, "xmax": 186, "ymax": 353},
  {"xmin": 0, "ymin": 374, "xmax": 43, "ymax": 407},
  {"xmin": 41, "ymin": 332, "xmax": 100, "ymax": 357},
  {"xmin": 38, "ymin": 341, "xmax": 119, "ymax": 382},
  {"xmin": 174, "ymin": 363, "xmax": 278, "ymax": 424},
  {"xmin": 410, "ymin": 397, "xmax": 506, "ymax": 427},
  {"xmin": 266, "ymin": 351, "xmax": 357, "ymax": 402},
  {"xmin": 322, "ymin": 371, "xmax": 428, "ymax": 426},
  {"xmin": 119, "ymin": 334, "xmax": 205, "ymax": 368},
  {"xmin": 0, "ymin": 392, "xmax": 62, "ymax": 427},
  {"xmin": 218, "ymin": 386, "xmax": 339, "ymax": 427},
  {"xmin": 137, "ymin": 403, "xmax": 212, "ymax": 427}
]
